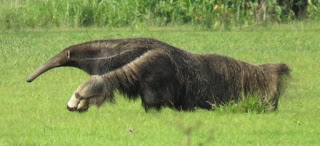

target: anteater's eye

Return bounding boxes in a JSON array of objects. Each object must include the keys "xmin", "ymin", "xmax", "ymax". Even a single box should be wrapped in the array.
[{"xmin": 66, "ymin": 50, "xmax": 70, "ymax": 59}]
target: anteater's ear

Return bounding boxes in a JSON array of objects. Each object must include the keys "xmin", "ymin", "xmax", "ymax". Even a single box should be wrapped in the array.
[{"xmin": 66, "ymin": 50, "xmax": 70, "ymax": 59}]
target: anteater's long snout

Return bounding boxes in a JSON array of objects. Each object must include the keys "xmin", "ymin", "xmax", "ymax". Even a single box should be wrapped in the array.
[{"xmin": 26, "ymin": 53, "xmax": 67, "ymax": 82}]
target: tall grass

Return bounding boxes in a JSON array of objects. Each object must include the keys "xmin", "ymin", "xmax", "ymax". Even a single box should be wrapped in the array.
[
  {"xmin": 212, "ymin": 94, "xmax": 276, "ymax": 114},
  {"xmin": 0, "ymin": 0, "xmax": 320, "ymax": 30}
]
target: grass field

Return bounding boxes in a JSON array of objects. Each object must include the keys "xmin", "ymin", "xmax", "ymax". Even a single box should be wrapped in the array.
[{"xmin": 1, "ymin": 23, "xmax": 320, "ymax": 145}]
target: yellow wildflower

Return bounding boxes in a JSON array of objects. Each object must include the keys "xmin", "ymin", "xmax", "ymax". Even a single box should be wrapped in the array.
[{"xmin": 214, "ymin": 5, "xmax": 220, "ymax": 11}]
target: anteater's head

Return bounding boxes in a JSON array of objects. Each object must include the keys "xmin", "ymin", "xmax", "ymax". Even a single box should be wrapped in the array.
[{"xmin": 26, "ymin": 42, "xmax": 111, "ymax": 82}]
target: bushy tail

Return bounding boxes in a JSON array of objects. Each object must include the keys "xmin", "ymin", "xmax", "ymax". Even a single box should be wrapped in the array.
[
  {"xmin": 259, "ymin": 63, "xmax": 291, "ymax": 109},
  {"xmin": 275, "ymin": 63, "xmax": 291, "ymax": 95},
  {"xmin": 260, "ymin": 63, "xmax": 291, "ymax": 77},
  {"xmin": 277, "ymin": 63, "xmax": 291, "ymax": 77}
]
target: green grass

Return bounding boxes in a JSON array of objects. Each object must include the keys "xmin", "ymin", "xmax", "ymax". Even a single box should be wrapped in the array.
[{"xmin": 1, "ymin": 23, "xmax": 320, "ymax": 145}]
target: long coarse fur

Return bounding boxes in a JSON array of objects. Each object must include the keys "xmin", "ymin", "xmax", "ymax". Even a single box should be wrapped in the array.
[{"xmin": 62, "ymin": 38, "xmax": 290, "ymax": 111}]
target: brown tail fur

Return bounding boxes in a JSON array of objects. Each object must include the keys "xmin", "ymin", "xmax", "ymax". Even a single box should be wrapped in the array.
[
  {"xmin": 259, "ymin": 63, "xmax": 291, "ymax": 109},
  {"xmin": 260, "ymin": 63, "xmax": 291, "ymax": 78}
]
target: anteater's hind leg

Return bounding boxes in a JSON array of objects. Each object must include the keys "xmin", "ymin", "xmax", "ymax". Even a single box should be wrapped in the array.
[
  {"xmin": 67, "ymin": 50, "xmax": 176, "ymax": 112},
  {"xmin": 269, "ymin": 94, "xmax": 280, "ymax": 110}
]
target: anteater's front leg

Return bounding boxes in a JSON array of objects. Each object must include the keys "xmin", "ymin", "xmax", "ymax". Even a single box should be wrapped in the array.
[
  {"xmin": 67, "ymin": 75, "xmax": 110, "ymax": 112},
  {"xmin": 67, "ymin": 50, "xmax": 175, "ymax": 112}
]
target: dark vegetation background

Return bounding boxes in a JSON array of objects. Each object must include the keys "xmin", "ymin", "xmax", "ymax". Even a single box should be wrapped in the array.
[{"xmin": 1, "ymin": 0, "xmax": 319, "ymax": 30}]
